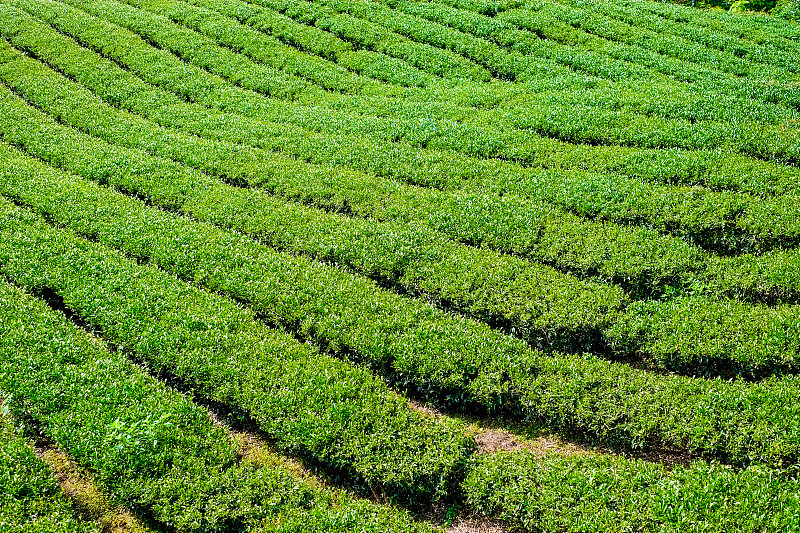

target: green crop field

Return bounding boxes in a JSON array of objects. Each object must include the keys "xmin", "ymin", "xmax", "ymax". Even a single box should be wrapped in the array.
[{"xmin": 1, "ymin": 0, "xmax": 800, "ymax": 530}]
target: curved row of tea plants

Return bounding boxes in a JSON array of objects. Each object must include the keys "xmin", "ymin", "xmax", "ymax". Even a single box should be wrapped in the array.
[
  {"xmin": 4, "ymin": 121, "xmax": 800, "ymax": 471},
  {"xmin": 0, "ymin": 276, "xmax": 436, "ymax": 532},
  {"xmin": 0, "ymin": 50, "xmax": 639, "ymax": 341},
  {"xmin": 493, "ymin": 3, "xmax": 800, "ymax": 108},
  {"xmin": 129, "ymin": 0, "xmax": 462, "ymax": 88},
  {"xmin": 566, "ymin": 0, "xmax": 800, "ymax": 69},
  {"xmin": 19, "ymin": 0, "xmax": 800, "ymax": 202},
  {"xmin": 9, "ymin": 3, "xmax": 798, "ymax": 205},
  {"xmin": 5, "ymin": 238, "xmax": 800, "ymax": 533},
  {"xmin": 57, "ymin": 0, "xmax": 800, "ymax": 165},
  {"xmin": 519, "ymin": 0, "xmax": 795, "ymax": 79},
  {"xmin": 7, "ymin": 36, "xmax": 800, "ymax": 377},
  {"xmin": 0, "ymin": 32, "xmax": 706, "ymax": 285},
  {"xmin": 1, "ymin": 29, "xmax": 790, "ymax": 269},
  {"xmin": 142, "ymin": 0, "xmax": 795, "ymax": 130},
  {"xmin": 273, "ymin": 0, "xmax": 658, "ymax": 81},
  {"xmin": 0, "ymin": 198, "xmax": 471, "ymax": 505},
  {"xmin": 182, "ymin": 0, "xmax": 800, "ymax": 131},
  {"xmin": 3, "ymin": 0, "xmax": 800, "ymax": 529},
  {"xmin": 0, "ymin": 60, "xmax": 783, "ymax": 382},
  {"xmin": 464, "ymin": 450, "xmax": 800, "ymax": 532},
  {"xmin": 627, "ymin": 0, "xmax": 800, "ymax": 42},
  {"xmin": 269, "ymin": 0, "xmax": 800, "ymax": 111},
  {"xmin": 0, "ymin": 421, "xmax": 98, "ymax": 533}
]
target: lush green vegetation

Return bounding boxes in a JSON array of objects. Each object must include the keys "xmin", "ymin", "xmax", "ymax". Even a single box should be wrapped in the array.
[
  {"xmin": 464, "ymin": 451, "xmax": 800, "ymax": 532},
  {"xmin": 0, "ymin": 420, "xmax": 98, "ymax": 533},
  {"xmin": 0, "ymin": 0, "xmax": 799, "ymax": 529},
  {"xmin": 0, "ymin": 278, "xmax": 435, "ymax": 532}
]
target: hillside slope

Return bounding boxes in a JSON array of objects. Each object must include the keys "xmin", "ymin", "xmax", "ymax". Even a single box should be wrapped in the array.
[{"xmin": 1, "ymin": 0, "xmax": 800, "ymax": 531}]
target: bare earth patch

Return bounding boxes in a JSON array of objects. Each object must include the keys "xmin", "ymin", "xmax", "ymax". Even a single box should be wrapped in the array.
[
  {"xmin": 419, "ymin": 502, "xmax": 512, "ymax": 533},
  {"xmin": 474, "ymin": 429, "xmax": 595, "ymax": 457},
  {"xmin": 446, "ymin": 518, "xmax": 511, "ymax": 533},
  {"xmin": 621, "ymin": 445, "xmax": 695, "ymax": 469},
  {"xmin": 409, "ymin": 399, "xmax": 445, "ymax": 418}
]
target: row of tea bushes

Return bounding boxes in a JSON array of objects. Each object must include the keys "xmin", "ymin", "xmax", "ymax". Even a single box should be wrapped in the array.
[
  {"xmin": 0, "ymin": 421, "xmax": 98, "ymax": 533},
  {"xmin": 0, "ymin": 277, "xmax": 434, "ymax": 531},
  {"xmin": 3, "ymin": 139, "xmax": 800, "ymax": 470},
  {"xmin": 463, "ymin": 450, "xmax": 800, "ymax": 532},
  {"xmin": 0, "ymin": 200, "xmax": 470, "ymax": 505}
]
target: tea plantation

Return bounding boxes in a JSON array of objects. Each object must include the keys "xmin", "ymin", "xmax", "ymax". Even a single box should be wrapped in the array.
[{"xmin": 1, "ymin": 0, "xmax": 800, "ymax": 531}]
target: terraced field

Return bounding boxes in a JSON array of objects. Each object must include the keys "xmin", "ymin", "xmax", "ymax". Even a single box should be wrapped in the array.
[{"xmin": 1, "ymin": 0, "xmax": 800, "ymax": 531}]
